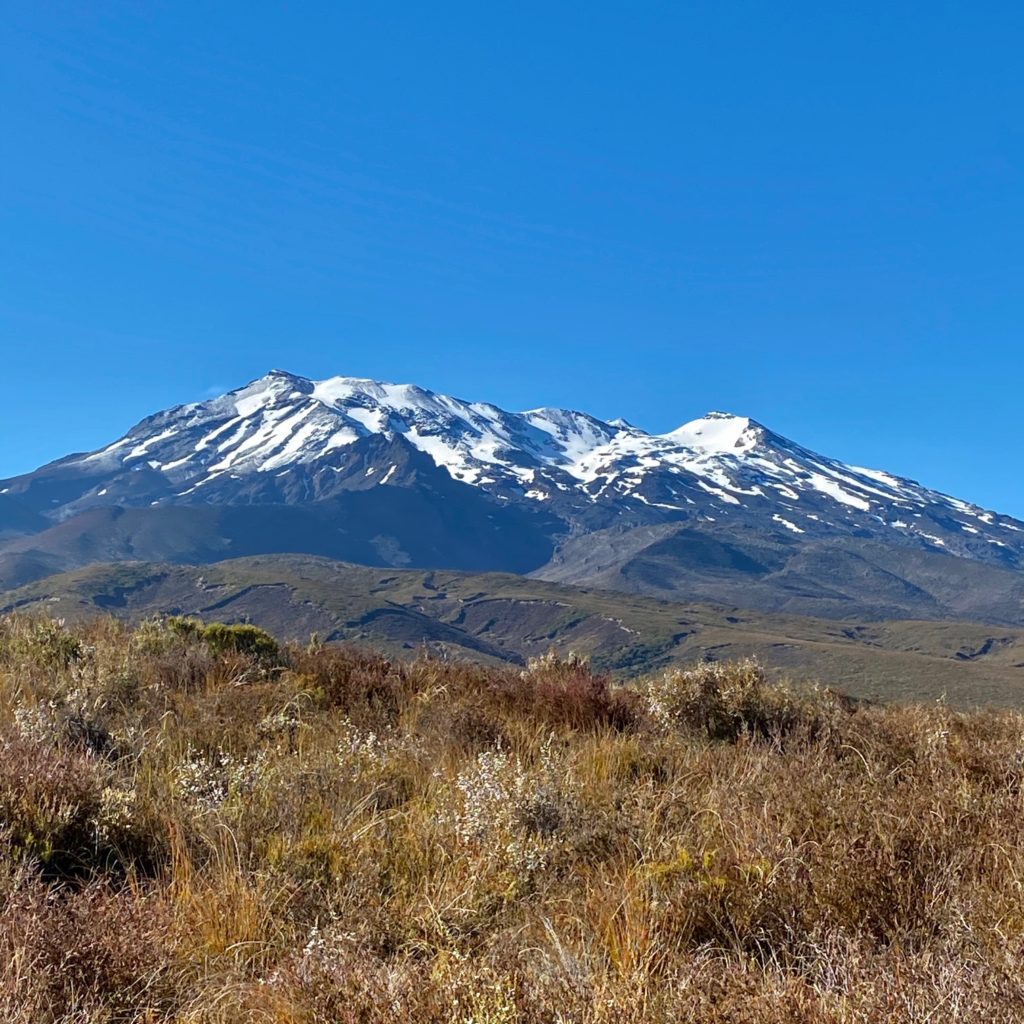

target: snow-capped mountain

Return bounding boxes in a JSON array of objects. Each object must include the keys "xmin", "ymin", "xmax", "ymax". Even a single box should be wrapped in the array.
[
  {"xmin": 5, "ymin": 368, "xmax": 1021, "ymax": 564},
  {"xmin": 2, "ymin": 369, "xmax": 1023, "ymax": 626},
  {"xmin": 68, "ymin": 369, "xmax": 625, "ymax": 502}
]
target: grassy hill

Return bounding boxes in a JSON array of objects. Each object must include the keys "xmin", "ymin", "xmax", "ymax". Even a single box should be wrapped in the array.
[
  {"xmin": 4, "ymin": 554, "xmax": 1024, "ymax": 707},
  {"xmin": 2, "ymin": 614, "xmax": 1024, "ymax": 1021}
]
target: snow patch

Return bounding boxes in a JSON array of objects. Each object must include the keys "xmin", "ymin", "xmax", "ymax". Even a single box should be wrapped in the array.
[
  {"xmin": 804, "ymin": 473, "xmax": 871, "ymax": 511},
  {"xmin": 772, "ymin": 515, "xmax": 805, "ymax": 534},
  {"xmin": 665, "ymin": 412, "xmax": 758, "ymax": 454}
]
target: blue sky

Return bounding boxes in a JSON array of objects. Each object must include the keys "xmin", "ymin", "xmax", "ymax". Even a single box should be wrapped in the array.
[{"xmin": 2, "ymin": 3, "xmax": 1022, "ymax": 514}]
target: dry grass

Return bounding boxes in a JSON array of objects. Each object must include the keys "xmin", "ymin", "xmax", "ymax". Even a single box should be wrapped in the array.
[{"xmin": 2, "ymin": 613, "xmax": 1024, "ymax": 1021}]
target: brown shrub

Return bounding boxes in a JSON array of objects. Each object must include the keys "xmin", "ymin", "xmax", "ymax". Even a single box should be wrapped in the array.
[
  {"xmin": 0, "ymin": 876, "xmax": 179, "ymax": 1022},
  {"xmin": 493, "ymin": 650, "xmax": 641, "ymax": 732},
  {"xmin": 1, "ymin": 613, "xmax": 1024, "ymax": 1021},
  {"xmin": 0, "ymin": 735, "xmax": 107, "ymax": 880},
  {"xmin": 289, "ymin": 644, "xmax": 413, "ymax": 723}
]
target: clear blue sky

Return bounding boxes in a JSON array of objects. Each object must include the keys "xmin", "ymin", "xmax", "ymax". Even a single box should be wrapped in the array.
[{"xmin": 2, "ymin": 3, "xmax": 1022, "ymax": 515}]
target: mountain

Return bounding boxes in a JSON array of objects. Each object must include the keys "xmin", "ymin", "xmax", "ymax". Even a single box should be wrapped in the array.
[
  {"xmin": 4, "ymin": 554, "xmax": 1024, "ymax": 707},
  {"xmin": 1, "ymin": 369, "xmax": 1022, "ymax": 625}
]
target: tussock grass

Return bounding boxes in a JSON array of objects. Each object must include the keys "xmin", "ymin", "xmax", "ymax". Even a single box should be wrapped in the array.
[{"xmin": 1, "ymin": 613, "xmax": 1024, "ymax": 1021}]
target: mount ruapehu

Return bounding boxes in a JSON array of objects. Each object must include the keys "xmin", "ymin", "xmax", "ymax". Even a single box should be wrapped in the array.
[{"xmin": 1, "ymin": 370, "xmax": 1023, "ymax": 659}]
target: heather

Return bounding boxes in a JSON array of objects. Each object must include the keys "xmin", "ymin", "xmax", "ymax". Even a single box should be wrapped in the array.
[{"xmin": 1, "ymin": 615, "xmax": 1023, "ymax": 1022}]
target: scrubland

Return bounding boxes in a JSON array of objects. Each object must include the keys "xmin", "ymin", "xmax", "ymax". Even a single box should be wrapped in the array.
[{"xmin": 2, "ymin": 614, "xmax": 1024, "ymax": 1022}]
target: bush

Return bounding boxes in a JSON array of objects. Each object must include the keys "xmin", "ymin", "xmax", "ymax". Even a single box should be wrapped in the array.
[
  {"xmin": 200, "ymin": 621, "xmax": 279, "ymax": 661},
  {"xmin": 168, "ymin": 616, "xmax": 280, "ymax": 663},
  {"xmin": 0, "ymin": 613, "xmax": 1023, "ymax": 1021},
  {"xmin": 503, "ymin": 649, "xmax": 641, "ymax": 732},
  {"xmin": 0, "ymin": 876, "xmax": 178, "ymax": 1021},
  {"xmin": 647, "ymin": 658, "xmax": 847, "ymax": 743}
]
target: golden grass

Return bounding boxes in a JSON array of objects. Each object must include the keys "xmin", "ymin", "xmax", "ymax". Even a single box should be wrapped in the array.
[{"xmin": 1, "ymin": 613, "xmax": 1024, "ymax": 1021}]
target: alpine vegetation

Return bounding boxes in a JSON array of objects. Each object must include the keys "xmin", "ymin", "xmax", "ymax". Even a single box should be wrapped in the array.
[{"xmin": 2, "ymin": 615, "xmax": 1024, "ymax": 1022}]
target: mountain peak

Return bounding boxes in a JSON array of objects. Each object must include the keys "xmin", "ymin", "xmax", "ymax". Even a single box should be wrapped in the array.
[
  {"xmin": 664, "ymin": 412, "xmax": 763, "ymax": 454},
  {"xmin": 255, "ymin": 368, "xmax": 316, "ymax": 390}
]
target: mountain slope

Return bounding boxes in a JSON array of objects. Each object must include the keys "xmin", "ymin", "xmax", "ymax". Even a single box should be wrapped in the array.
[
  {"xmin": 535, "ymin": 522, "xmax": 1024, "ymax": 625},
  {"xmin": 2, "ymin": 369, "xmax": 1022, "ymax": 624},
  {"xmin": 4, "ymin": 554, "xmax": 1024, "ymax": 706},
  {"xmin": 0, "ymin": 494, "xmax": 46, "ymax": 539},
  {"xmin": 0, "ymin": 481, "xmax": 561, "ymax": 590}
]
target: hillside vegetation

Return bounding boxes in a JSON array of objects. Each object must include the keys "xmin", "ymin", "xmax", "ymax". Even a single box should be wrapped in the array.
[
  {"xmin": 5, "ymin": 555, "xmax": 1024, "ymax": 706},
  {"xmin": 2, "ymin": 614, "xmax": 1024, "ymax": 1021}
]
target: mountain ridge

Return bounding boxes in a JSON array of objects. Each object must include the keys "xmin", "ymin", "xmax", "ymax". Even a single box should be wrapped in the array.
[{"xmin": 1, "ymin": 369, "xmax": 1022, "ymax": 627}]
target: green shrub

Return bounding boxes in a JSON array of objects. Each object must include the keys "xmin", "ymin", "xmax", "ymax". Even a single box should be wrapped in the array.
[
  {"xmin": 0, "ymin": 617, "xmax": 82, "ymax": 670},
  {"xmin": 167, "ymin": 616, "xmax": 279, "ymax": 663},
  {"xmin": 199, "ymin": 622, "xmax": 279, "ymax": 661},
  {"xmin": 166, "ymin": 615, "xmax": 203, "ymax": 642}
]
